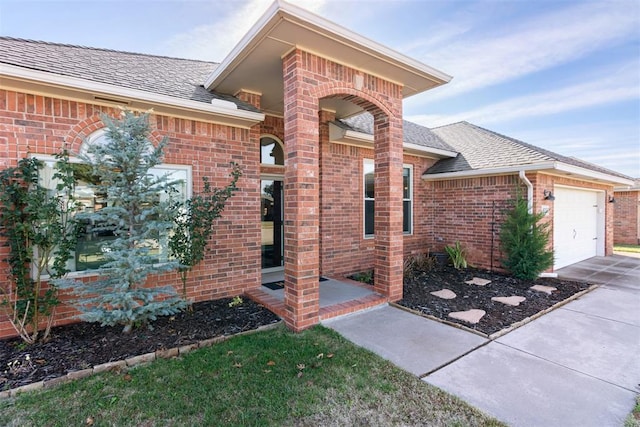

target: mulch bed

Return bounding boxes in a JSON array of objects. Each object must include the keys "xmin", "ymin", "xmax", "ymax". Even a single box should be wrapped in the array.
[
  {"xmin": 1, "ymin": 298, "xmax": 280, "ymax": 391},
  {"xmin": 399, "ymin": 265, "xmax": 593, "ymax": 336}
]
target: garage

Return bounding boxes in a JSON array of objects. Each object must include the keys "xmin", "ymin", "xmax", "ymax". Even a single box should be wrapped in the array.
[{"xmin": 553, "ymin": 186, "xmax": 605, "ymax": 269}]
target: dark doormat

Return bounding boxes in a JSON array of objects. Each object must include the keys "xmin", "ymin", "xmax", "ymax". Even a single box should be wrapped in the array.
[{"xmin": 263, "ymin": 277, "xmax": 328, "ymax": 291}]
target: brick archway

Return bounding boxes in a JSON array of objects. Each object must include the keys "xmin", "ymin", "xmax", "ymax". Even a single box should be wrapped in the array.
[{"xmin": 281, "ymin": 49, "xmax": 404, "ymax": 331}]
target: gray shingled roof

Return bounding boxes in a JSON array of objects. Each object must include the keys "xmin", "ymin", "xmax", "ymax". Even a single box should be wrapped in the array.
[
  {"xmin": 426, "ymin": 121, "xmax": 632, "ymax": 180},
  {"xmin": 0, "ymin": 37, "xmax": 259, "ymax": 112},
  {"xmin": 336, "ymin": 113, "xmax": 456, "ymax": 153}
]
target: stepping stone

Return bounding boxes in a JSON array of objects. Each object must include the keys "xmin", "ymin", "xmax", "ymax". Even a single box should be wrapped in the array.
[
  {"xmin": 430, "ymin": 289, "xmax": 457, "ymax": 300},
  {"xmin": 465, "ymin": 277, "xmax": 492, "ymax": 286},
  {"xmin": 530, "ymin": 285, "xmax": 557, "ymax": 295},
  {"xmin": 448, "ymin": 309, "xmax": 486, "ymax": 324},
  {"xmin": 491, "ymin": 296, "xmax": 526, "ymax": 306}
]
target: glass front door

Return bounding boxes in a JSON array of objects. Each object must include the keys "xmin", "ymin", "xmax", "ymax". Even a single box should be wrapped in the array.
[{"xmin": 261, "ymin": 179, "xmax": 283, "ymax": 270}]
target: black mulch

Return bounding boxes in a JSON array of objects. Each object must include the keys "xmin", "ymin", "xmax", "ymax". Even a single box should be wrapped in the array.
[
  {"xmin": 399, "ymin": 266, "xmax": 592, "ymax": 336},
  {"xmin": 1, "ymin": 298, "xmax": 280, "ymax": 391}
]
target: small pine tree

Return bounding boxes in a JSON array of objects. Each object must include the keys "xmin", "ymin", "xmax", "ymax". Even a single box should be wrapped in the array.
[
  {"xmin": 56, "ymin": 110, "xmax": 185, "ymax": 333},
  {"xmin": 500, "ymin": 192, "xmax": 554, "ymax": 280}
]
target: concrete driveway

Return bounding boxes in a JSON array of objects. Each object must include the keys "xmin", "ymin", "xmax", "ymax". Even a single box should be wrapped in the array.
[{"xmin": 325, "ymin": 255, "xmax": 640, "ymax": 426}]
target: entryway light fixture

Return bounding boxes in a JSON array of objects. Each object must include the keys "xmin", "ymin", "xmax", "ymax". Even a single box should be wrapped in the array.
[
  {"xmin": 609, "ymin": 195, "xmax": 616, "ymax": 203},
  {"xmin": 543, "ymin": 190, "xmax": 555, "ymax": 201}
]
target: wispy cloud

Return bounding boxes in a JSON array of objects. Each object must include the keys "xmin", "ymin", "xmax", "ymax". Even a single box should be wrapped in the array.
[
  {"xmin": 409, "ymin": 1, "xmax": 640, "ymax": 100},
  {"xmin": 407, "ymin": 60, "xmax": 640, "ymax": 127},
  {"xmin": 162, "ymin": 0, "xmax": 327, "ymax": 61}
]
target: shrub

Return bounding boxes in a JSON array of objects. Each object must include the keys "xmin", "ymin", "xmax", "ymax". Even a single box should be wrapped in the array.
[
  {"xmin": 55, "ymin": 110, "xmax": 186, "ymax": 333},
  {"xmin": 445, "ymin": 241, "xmax": 468, "ymax": 270},
  {"xmin": 500, "ymin": 193, "xmax": 554, "ymax": 280},
  {"xmin": 0, "ymin": 151, "xmax": 78, "ymax": 343},
  {"xmin": 403, "ymin": 252, "xmax": 435, "ymax": 278}
]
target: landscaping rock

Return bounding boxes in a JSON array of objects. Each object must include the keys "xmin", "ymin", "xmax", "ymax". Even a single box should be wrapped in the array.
[
  {"xmin": 491, "ymin": 296, "xmax": 526, "ymax": 306},
  {"xmin": 531, "ymin": 285, "xmax": 557, "ymax": 295},
  {"xmin": 430, "ymin": 289, "xmax": 457, "ymax": 300},
  {"xmin": 465, "ymin": 277, "xmax": 492, "ymax": 286},
  {"xmin": 448, "ymin": 309, "xmax": 486, "ymax": 324}
]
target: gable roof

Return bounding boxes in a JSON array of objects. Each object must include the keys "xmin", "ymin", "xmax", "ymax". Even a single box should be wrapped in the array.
[
  {"xmin": 425, "ymin": 121, "xmax": 633, "ymax": 184},
  {"xmin": 0, "ymin": 37, "xmax": 259, "ymax": 112},
  {"xmin": 334, "ymin": 113, "xmax": 457, "ymax": 158}
]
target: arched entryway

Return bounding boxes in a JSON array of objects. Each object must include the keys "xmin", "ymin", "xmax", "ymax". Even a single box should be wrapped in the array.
[{"xmin": 281, "ymin": 49, "xmax": 405, "ymax": 331}]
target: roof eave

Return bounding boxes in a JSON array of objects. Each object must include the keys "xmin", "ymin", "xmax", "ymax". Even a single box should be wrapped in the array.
[
  {"xmin": 422, "ymin": 161, "xmax": 634, "ymax": 186},
  {"xmin": 329, "ymin": 122, "xmax": 457, "ymax": 159},
  {"xmin": 1, "ymin": 63, "xmax": 265, "ymax": 129},
  {"xmin": 205, "ymin": 0, "xmax": 451, "ymax": 101}
]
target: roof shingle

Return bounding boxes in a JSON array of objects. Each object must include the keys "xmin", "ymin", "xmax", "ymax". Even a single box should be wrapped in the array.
[
  {"xmin": 427, "ymin": 121, "xmax": 632, "ymax": 180},
  {"xmin": 0, "ymin": 37, "xmax": 259, "ymax": 112}
]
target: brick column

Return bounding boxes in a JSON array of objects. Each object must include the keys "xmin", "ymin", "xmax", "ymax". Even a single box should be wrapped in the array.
[
  {"xmin": 282, "ymin": 50, "xmax": 320, "ymax": 331},
  {"xmin": 373, "ymin": 110, "xmax": 404, "ymax": 301}
]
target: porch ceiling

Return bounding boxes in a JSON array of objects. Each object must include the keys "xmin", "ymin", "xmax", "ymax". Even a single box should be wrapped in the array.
[{"xmin": 205, "ymin": 0, "xmax": 452, "ymax": 118}]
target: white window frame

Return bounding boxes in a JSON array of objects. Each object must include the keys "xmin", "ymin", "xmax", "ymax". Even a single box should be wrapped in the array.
[
  {"xmin": 32, "ymin": 152, "xmax": 192, "ymax": 278},
  {"xmin": 363, "ymin": 159, "xmax": 413, "ymax": 238}
]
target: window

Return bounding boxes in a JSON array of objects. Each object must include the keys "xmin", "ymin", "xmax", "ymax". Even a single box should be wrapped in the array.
[
  {"xmin": 260, "ymin": 136, "xmax": 284, "ymax": 165},
  {"xmin": 363, "ymin": 159, "xmax": 412, "ymax": 237},
  {"xmin": 37, "ymin": 134, "xmax": 191, "ymax": 274}
]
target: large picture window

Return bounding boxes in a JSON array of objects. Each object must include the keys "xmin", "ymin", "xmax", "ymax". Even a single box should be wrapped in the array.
[
  {"xmin": 363, "ymin": 159, "xmax": 413, "ymax": 237},
  {"xmin": 38, "ymin": 153, "xmax": 190, "ymax": 274}
]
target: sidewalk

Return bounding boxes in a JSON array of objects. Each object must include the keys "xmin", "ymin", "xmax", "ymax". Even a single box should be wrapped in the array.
[{"xmin": 324, "ymin": 257, "xmax": 640, "ymax": 426}]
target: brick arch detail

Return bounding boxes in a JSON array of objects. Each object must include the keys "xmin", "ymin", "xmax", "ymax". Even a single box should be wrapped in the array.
[
  {"xmin": 310, "ymin": 83, "xmax": 393, "ymax": 119},
  {"xmin": 65, "ymin": 115, "xmax": 164, "ymax": 155}
]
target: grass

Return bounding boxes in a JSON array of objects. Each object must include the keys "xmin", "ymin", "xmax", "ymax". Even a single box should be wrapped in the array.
[
  {"xmin": 626, "ymin": 396, "xmax": 640, "ymax": 427},
  {"xmin": 615, "ymin": 244, "xmax": 640, "ymax": 254},
  {"xmin": 0, "ymin": 325, "xmax": 503, "ymax": 427}
]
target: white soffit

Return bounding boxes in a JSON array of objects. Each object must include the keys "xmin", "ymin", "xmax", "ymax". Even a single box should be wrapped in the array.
[{"xmin": 205, "ymin": 0, "xmax": 451, "ymax": 117}]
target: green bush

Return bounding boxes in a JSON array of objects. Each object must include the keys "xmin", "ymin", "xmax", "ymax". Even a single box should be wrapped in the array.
[
  {"xmin": 444, "ymin": 241, "xmax": 468, "ymax": 269},
  {"xmin": 500, "ymin": 193, "xmax": 554, "ymax": 280}
]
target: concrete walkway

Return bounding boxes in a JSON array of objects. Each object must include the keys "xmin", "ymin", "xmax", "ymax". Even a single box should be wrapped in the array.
[{"xmin": 324, "ymin": 255, "xmax": 640, "ymax": 426}]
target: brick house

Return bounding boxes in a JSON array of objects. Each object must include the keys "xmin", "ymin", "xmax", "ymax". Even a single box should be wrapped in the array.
[
  {"xmin": 0, "ymin": 1, "xmax": 632, "ymax": 338},
  {"xmin": 614, "ymin": 180, "xmax": 640, "ymax": 245}
]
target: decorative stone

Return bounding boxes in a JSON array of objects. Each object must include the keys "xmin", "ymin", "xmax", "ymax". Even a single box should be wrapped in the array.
[
  {"xmin": 93, "ymin": 360, "xmax": 126, "ymax": 374},
  {"xmin": 67, "ymin": 368, "xmax": 93, "ymax": 380},
  {"xmin": 125, "ymin": 352, "xmax": 156, "ymax": 367},
  {"xmin": 465, "ymin": 277, "xmax": 492, "ymax": 286},
  {"xmin": 11, "ymin": 381, "xmax": 44, "ymax": 396},
  {"xmin": 156, "ymin": 347, "xmax": 179, "ymax": 359},
  {"xmin": 44, "ymin": 375, "xmax": 71, "ymax": 389},
  {"xmin": 531, "ymin": 285, "xmax": 557, "ymax": 295},
  {"xmin": 179, "ymin": 343, "xmax": 198, "ymax": 355},
  {"xmin": 492, "ymin": 296, "xmax": 526, "ymax": 306},
  {"xmin": 430, "ymin": 289, "xmax": 457, "ymax": 300},
  {"xmin": 448, "ymin": 309, "xmax": 486, "ymax": 324}
]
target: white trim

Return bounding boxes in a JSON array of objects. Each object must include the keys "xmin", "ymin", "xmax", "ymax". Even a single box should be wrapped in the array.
[
  {"xmin": 204, "ymin": 0, "xmax": 451, "ymax": 92},
  {"xmin": 329, "ymin": 122, "xmax": 457, "ymax": 159},
  {"xmin": 422, "ymin": 161, "xmax": 633, "ymax": 186},
  {"xmin": 1, "ymin": 63, "xmax": 265, "ymax": 128}
]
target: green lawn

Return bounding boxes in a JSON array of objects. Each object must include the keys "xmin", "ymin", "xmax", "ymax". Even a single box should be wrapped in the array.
[
  {"xmin": 0, "ymin": 325, "xmax": 503, "ymax": 426},
  {"xmin": 615, "ymin": 244, "xmax": 640, "ymax": 254}
]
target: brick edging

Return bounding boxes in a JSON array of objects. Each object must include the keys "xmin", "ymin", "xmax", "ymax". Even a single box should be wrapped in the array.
[{"xmin": 0, "ymin": 321, "xmax": 282, "ymax": 399}]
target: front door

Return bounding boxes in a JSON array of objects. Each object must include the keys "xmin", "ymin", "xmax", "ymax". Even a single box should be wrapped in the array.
[{"xmin": 261, "ymin": 179, "xmax": 283, "ymax": 270}]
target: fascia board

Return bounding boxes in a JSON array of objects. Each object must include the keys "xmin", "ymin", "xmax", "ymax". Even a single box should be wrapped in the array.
[
  {"xmin": 421, "ymin": 163, "xmax": 557, "ymax": 180},
  {"xmin": 554, "ymin": 162, "xmax": 634, "ymax": 186},
  {"xmin": 1, "ymin": 64, "xmax": 265, "ymax": 128},
  {"xmin": 205, "ymin": 0, "xmax": 452, "ymax": 92},
  {"xmin": 328, "ymin": 122, "xmax": 457, "ymax": 159}
]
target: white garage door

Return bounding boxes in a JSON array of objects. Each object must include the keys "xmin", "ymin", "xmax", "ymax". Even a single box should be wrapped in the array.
[{"xmin": 553, "ymin": 187, "xmax": 602, "ymax": 269}]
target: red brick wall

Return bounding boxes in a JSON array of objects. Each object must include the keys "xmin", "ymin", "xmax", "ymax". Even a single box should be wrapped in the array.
[
  {"xmin": 0, "ymin": 89, "xmax": 261, "ymax": 339},
  {"xmin": 614, "ymin": 191, "xmax": 640, "ymax": 245},
  {"xmin": 425, "ymin": 174, "xmax": 522, "ymax": 270}
]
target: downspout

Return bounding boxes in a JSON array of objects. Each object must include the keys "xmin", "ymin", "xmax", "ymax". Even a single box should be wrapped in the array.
[
  {"xmin": 519, "ymin": 170, "xmax": 557, "ymax": 277},
  {"xmin": 519, "ymin": 170, "xmax": 533, "ymax": 214}
]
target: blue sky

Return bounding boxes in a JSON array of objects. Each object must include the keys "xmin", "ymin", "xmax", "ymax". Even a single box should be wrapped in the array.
[{"xmin": 2, "ymin": 0, "xmax": 639, "ymax": 178}]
